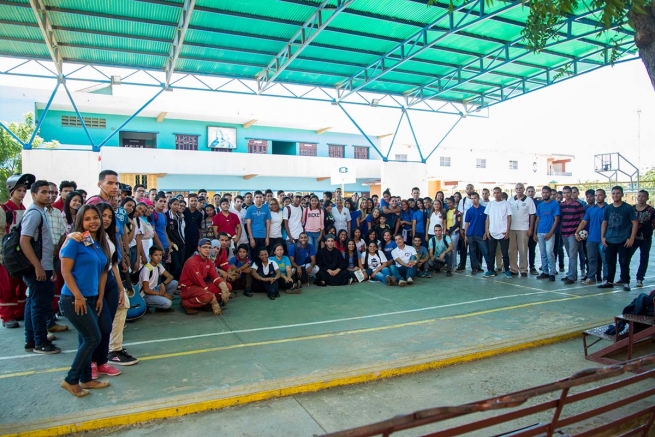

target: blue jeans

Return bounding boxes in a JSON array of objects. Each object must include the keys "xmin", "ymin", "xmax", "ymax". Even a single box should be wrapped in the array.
[
  {"xmin": 365, "ymin": 267, "xmax": 391, "ymax": 282},
  {"xmin": 390, "ymin": 264, "xmax": 416, "ymax": 281},
  {"xmin": 467, "ymin": 235, "xmax": 490, "ymax": 271},
  {"xmin": 586, "ymin": 241, "xmax": 607, "ymax": 281},
  {"xmin": 449, "ymin": 232, "xmax": 459, "ymax": 270},
  {"xmin": 59, "ymin": 295, "xmax": 101, "ymax": 385},
  {"xmin": 562, "ymin": 235, "xmax": 579, "ymax": 280},
  {"xmin": 537, "ymin": 233, "xmax": 556, "ymax": 275},
  {"xmin": 23, "ymin": 270, "xmax": 55, "ymax": 346},
  {"xmin": 92, "ymin": 270, "xmax": 118, "ymax": 366},
  {"xmin": 629, "ymin": 238, "xmax": 651, "ymax": 281},
  {"xmin": 305, "ymin": 231, "xmax": 321, "ymax": 251}
]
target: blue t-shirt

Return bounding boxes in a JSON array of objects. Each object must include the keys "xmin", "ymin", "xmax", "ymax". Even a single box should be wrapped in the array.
[
  {"xmin": 583, "ymin": 204, "xmax": 606, "ymax": 243},
  {"xmin": 229, "ymin": 256, "xmax": 250, "ymax": 268},
  {"xmin": 603, "ymin": 202, "xmax": 637, "ymax": 244},
  {"xmin": 400, "ymin": 210, "xmax": 413, "ymax": 230},
  {"xmin": 415, "ymin": 245, "xmax": 428, "ymax": 260},
  {"xmin": 288, "ymin": 243, "xmax": 316, "ymax": 265},
  {"xmin": 273, "ymin": 255, "xmax": 292, "ymax": 273},
  {"xmin": 380, "ymin": 240, "xmax": 397, "ymax": 261},
  {"xmin": 380, "ymin": 199, "xmax": 398, "ymax": 229},
  {"xmin": 412, "ymin": 209, "xmax": 425, "ymax": 233},
  {"xmin": 465, "ymin": 205, "xmax": 487, "ymax": 236},
  {"xmin": 150, "ymin": 210, "xmax": 169, "ymax": 250},
  {"xmin": 536, "ymin": 200, "xmax": 560, "ymax": 234},
  {"xmin": 245, "ymin": 204, "xmax": 271, "ymax": 238},
  {"xmin": 60, "ymin": 239, "xmax": 108, "ymax": 297},
  {"xmin": 351, "ymin": 210, "xmax": 361, "ymax": 230}
]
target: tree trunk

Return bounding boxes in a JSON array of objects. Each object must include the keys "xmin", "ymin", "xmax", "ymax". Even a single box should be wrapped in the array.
[{"xmin": 630, "ymin": 1, "xmax": 655, "ymax": 90}]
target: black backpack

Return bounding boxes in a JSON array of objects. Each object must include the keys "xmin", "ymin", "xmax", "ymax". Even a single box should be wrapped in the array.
[{"xmin": 2, "ymin": 210, "xmax": 43, "ymax": 278}]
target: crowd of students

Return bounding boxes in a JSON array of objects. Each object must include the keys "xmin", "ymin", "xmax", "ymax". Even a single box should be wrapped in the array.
[{"xmin": 0, "ymin": 171, "xmax": 653, "ymax": 397}]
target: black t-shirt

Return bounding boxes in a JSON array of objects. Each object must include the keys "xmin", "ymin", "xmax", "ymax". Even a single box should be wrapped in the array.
[{"xmin": 183, "ymin": 209, "xmax": 203, "ymax": 242}]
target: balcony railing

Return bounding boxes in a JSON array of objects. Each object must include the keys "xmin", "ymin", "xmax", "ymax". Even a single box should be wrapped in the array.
[{"xmin": 548, "ymin": 170, "xmax": 572, "ymax": 176}]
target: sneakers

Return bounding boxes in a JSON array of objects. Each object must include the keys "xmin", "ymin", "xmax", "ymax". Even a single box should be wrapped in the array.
[
  {"xmin": 446, "ymin": 271, "xmax": 452, "ymax": 277},
  {"xmin": 24, "ymin": 342, "xmax": 35, "ymax": 352},
  {"xmin": 91, "ymin": 362, "xmax": 99, "ymax": 380},
  {"xmin": 563, "ymin": 279, "xmax": 575, "ymax": 285},
  {"xmin": 108, "ymin": 349, "xmax": 138, "ymax": 366},
  {"xmin": 348, "ymin": 278, "xmax": 354, "ymax": 285},
  {"xmin": 456, "ymin": 266, "xmax": 466, "ymax": 272},
  {"xmin": 47, "ymin": 323, "xmax": 68, "ymax": 333},
  {"xmin": 423, "ymin": 272, "xmax": 432, "ymax": 278},
  {"xmin": 406, "ymin": 277, "xmax": 414, "ymax": 285},
  {"xmin": 483, "ymin": 271, "xmax": 494, "ymax": 278},
  {"xmin": 398, "ymin": 280, "xmax": 407, "ymax": 287},
  {"xmin": 504, "ymin": 271, "xmax": 512, "ymax": 278},
  {"xmin": 536, "ymin": 273, "xmax": 550, "ymax": 280},
  {"xmin": 637, "ymin": 280, "xmax": 644, "ymax": 287},
  {"xmin": 530, "ymin": 268, "xmax": 539, "ymax": 275},
  {"xmin": 97, "ymin": 363, "xmax": 122, "ymax": 377},
  {"xmin": 623, "ymin": 285, "xmax": 631, "ymax": 292},
  {"xmin": 2, "ymin": 319, "xmax": 19, "ymax": 329},
  {"xmin": 597, "ymin": 281, "xmax": 614, "ymax": 289},
  {"xmin": 549, "ymin": 275, "xmax": 555, "ymax": 282},
  {"xmin": 581, "ymin": 279, "xmax": 596, "ymax": 285},
  {"xmin": 33, "ymin": 342, "xmax": 61, "ymax": 355}
]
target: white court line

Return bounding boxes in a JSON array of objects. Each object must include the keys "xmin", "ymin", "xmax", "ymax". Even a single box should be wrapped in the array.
[{"xmin": 0, "ymin": 290, "xmax": 553, "ymax": 361}]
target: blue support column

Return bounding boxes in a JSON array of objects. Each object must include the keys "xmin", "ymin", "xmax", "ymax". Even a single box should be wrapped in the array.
[
  {"xmin": 424, "ymin": 116, "xmax": 463, "ymax": 162},
  {"xmin": 386, "ymin": 110, "xmax": 405, "ymax": 160},
  {"xmin": 336, "ymin": 103, "xmax": 386, "ymax": 161},
  {"xmin": 62, "ymin": 81, "xmax": 97, "ymax": 151},
  {"xmin": 26, "ymin": 81, "xmax": 60, "ymax": 148},
  {"xmin": 96, "ymin": 88, "xmax": 165, "ymax": 150},
  {"xmin": 0, "ymin": 120, "xmax": 27, "ymax": 148},
  {"xmin": 404, "ymin": 109, "xmax": 425, "ymax": 163}
]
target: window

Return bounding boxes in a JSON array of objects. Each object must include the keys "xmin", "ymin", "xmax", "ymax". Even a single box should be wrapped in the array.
[
  {"xmin": 394, "ymin": 154, "xmax": 407, "ymax": 162},
  {"xmin": 328, "ymin": 144, "xmax": 345, "ymax": 158},
  {"xmin": 120, "ymin": 131, "xmax": 157, "ymax": 148},
  {"xmin": 509, "ymin": 160, "xmax": 518, "ymax": 170},
  {"xmin": 353, "ymin": 146, "xmax": 369, "ymax": 160},
  {"xmin": 476, "ymin": 159, "xmax": 486, "ymax": 169},
  {"xmin": 61, "ymin": 115, "xmax": 106, "ymax": 128},
  {"xmin": 135, "ymin": 175, "xmax": 149, "ymax": 189},
  {"xmin": 440, "ymin": 157, "xmax": 451, "ymax": 167},
  {"xmin": 299, "ymin": 143, "xmax": 317, "ymax": 156},
  {"xmin": 248, "ymin": 139, "xmax": 268, "ymax": 154},
  {"xmin": 175, "ymin": 134, "xmax": 199, "ymax": 151}
]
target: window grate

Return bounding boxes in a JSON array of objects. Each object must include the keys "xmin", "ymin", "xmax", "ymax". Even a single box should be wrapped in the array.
[
  {"xmin": 175, "ymin": 134, "xmax": 199, "ymax": 151},
  {"xmin": 61, "ymin": 115, "xmax": 106, "ymax": 128},
  {"xmin": 353, "ymin": 146, "xmax": 369, "ymax": 160},
  {"xmin": 328, "ymin": 144, "xmax": 345, "ymax": 158},
  {"xmin": 299, "ymin": 143, "xmax": 317, "ymax": 156}
]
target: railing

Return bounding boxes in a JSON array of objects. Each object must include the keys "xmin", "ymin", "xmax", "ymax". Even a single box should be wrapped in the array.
[
  {"xmin": 323, "ymin": 354, "xmax": 655, "ymax": 437},
  {"xmin": 548, "ymin": 171, "xmax": 573, "ymax": 176}
]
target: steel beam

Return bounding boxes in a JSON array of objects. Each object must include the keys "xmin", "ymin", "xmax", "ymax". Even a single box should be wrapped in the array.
[
  {"xmin": 62, "ymin": 82, "xmax": 97, "ymax": 151},
  {"xmin": 335, "ymin": 0, "xmax": 523, "ymax": 101},
  {"xmin": 406, "ymin": 9, "xmax": 629, "ymax": 106},
  {"xmin": 28, "ymin": 0, "xmax": 62, "ymax": 79},
  {"xmin": 256, "ymin": 0, "xmax": 354, "ymax": 93},
  {"xmin": 386, "ymin": 110, "xmax": 406, "ymax": 160},
  {"xmin": 424, "ymin": 116, "xmax": 463, "ymax": 162},
  {"xmin": 0, "ymin": 120, "xmax": 27, "ymax": 148},
  {"xmin": 336, "ymin": 103, "xmax": 386, "ymax": 161},
  {"xmin": 404, "ymin": 110, "xmax": 424, "ymax": 163},
  {"xmin": 165, "ymin": 0, "xmax": 195, "ymax": 89},
  {"xmin": 26, "ymin": 81, "xmax": 60, "ymax": 149}
]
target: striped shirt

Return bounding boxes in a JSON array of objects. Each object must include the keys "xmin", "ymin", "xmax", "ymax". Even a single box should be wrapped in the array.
[{"xmin": 559, "ymin": 200, "xmax": 585, "ymax": 237}]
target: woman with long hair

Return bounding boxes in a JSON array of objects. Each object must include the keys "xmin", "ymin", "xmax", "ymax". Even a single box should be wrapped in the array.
[
  {"xmin": 426, "ymin": 200, "xmax": 446, "ymax": 243},
  {"xmin": 59, "ymin": 205, "xmax": 112, "ymax": 397},
  {"xmin": 360, "ymin": 240, "xmax": 392, "ymax": 284},
  {"xmin": 62, "ymin": 191, "xmax": 83, "ymax": 235},
  {"xmin": 133, "ymin": 202, "xmax": 153, "ymax": 271},
  {"xmin": 365, "ymin": 228, "xmax": 380, "ymax": 247},
  {"xmin": 165, "ymin": 198, "xmax": 186, "ymax": 280},
  {"xmin": 435, "ymin": 191, "xmax": 446, "ymax": 210},
  {"xmin": 380, "ymin": 230, "xmax": 397, "ymax": 262},
  {"xmin": 344, "ymin": 239, "xmax": 365, "ymax": 282},
  {"xmin": 352, "ymin": 227, "xmax": 365, "ymax": 253},
  {"xmin": 268, "ymin": 198, "xmax": 285, "ymax": 253},
  {"xmin": 399, "ymin": 199, "xmax": 413, "ymax": 243},
  {"xmin": 335, "ymin": 229, "xmax": 348, "ymax": 253},
  {"xmin": 355, "ymin": 198, "xmax": 369, "ymax": 237},
  {"xmin": 323, "ymin": 200, "xmax": 335, "ymax": 231},
  {"xmin": 367, "ymin": 207, "xmax": 381, "ymax": 232},
  {"xmin": 302, "ymin": 195, "xmax": 323, "ymax": 249},
  {"xmin": 445, "ymin": 196, "xmax": 461, "ymax": 272},
  {"xmin": 271, "ymin": 243, "xmax": 296, "ymax": 292}
]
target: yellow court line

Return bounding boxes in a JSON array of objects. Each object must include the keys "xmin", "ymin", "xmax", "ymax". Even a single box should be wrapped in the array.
[
  {"xmin": 2, "ymin": 331, "xmax": 582, "ymax": 437},
  {"xmin": 0, "ymin": 290, "xmax": 617, "ymax": 381}
]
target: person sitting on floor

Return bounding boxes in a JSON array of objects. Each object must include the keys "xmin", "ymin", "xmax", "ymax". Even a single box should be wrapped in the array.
[
  {"xmin": 413, "ymin": 235, "xmax": 431, "ymax": 278},
  {"xmin": 289, "ymin": 232, "xmax": 319, "ymax": 288},
  {"xmin": 215, "ymin": 232, "xmax": 239, "ymax": 297},
  {"xmin": 178, "ymin": 239, "xmax": 231, "ymax": 315},
  {"xmin": 390, "ymin": 234, "xmax": 417, "ymax": 286},
  {"xmin": 250, "ymin": 247, "xmax": 281, "ymax": 300},
  {"xmin": 314, "ymin": 234, "xmax": 351, "ymax": 286},
  {"xmin": 139, "ymin": 245, "xmax": 178, "ymax": 312},
  {"xmin": 228, "ymin": 244, "xmax": 252, "ymax": 296},
  {"xmin": 428, "ymin": 224, "xmax": 454, "ymax": 276}
]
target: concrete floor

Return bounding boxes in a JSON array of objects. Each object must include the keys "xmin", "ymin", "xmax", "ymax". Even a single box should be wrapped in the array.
[{"xmin": 1, "ymin": 255, "xmax": 653, "ymax": 436}]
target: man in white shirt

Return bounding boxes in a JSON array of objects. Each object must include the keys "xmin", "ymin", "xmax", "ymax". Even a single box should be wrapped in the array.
[
  {"xmin": 484, "ymin": 187, "xmax": 513, "ymax": 278},
  {"xmin": 283, "ymin": 193, "xmax": 304, "ymax": 244},
  {"xmin": 390, "ymin": 234, "xmax": 418, "ymax": 287},
  {"xmin": 332, "ymin": 196, "xmax": 351, "ymax": 235},
  {"xmin": 508, "ymin": 183, "xmax": 536, "ymax": 277},
  {"xmin": 457, "ymin": 184, "xmax": 475, "ymax": 271},
  {"xmin": 229, "ymin": 195, "xmax": 248, "ymax": 245}
]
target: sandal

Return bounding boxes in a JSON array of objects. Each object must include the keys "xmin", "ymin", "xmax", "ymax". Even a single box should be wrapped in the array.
[{"xmin": 61, "ymin": 380, "xmax": 90, "ymax": 398}]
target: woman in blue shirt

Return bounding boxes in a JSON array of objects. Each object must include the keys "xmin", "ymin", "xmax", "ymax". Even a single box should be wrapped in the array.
[
  {"xmin": 59, "ymin": 204, "xmax": 111, "ymax": 397},
  {"xmin": 271, "ymin": 243, "xmax": 296, "ymax": 292}
]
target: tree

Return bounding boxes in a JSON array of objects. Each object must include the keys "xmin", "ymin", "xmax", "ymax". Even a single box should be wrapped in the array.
[
  {"xmin": 0, "ymin": 113, "xmax": 59, "ymax": 203},
  {"xmin": 429, "ymin": 0, "xmax": 655, "ymax": 90}
]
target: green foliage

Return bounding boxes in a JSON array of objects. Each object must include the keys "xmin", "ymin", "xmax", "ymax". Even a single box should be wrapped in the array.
[{"xmin": 0, "ymin": 112, "xmax": 59, "ymax": 203}]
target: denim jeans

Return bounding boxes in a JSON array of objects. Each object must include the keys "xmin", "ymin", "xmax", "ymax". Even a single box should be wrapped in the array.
[
  {"xmin": 449, "ymin": 232, "xmax": 459, "ymax": 270},
  {"xmin": 586, "ymin": 241, "xmax": 606, "ymax": 281},
  {"xmin": 467, "ymin": 235, "xmax": 490, "ymax": 271},
  {"xmin": 488, "ymin": 237, "xmax": 510, "ymax": 272},
  {"xmin": 304, "ymin": 232, "xmax": 320, "ymax": 253},
  {"xmin": 428, "ymin": 252, "xmax": 452, "ymax": 271},
  {"xmin": 365, "ymin": 267, "xmax": 391, "ymax": 282},
  {"xmin": 537, "ymin": 233, "xmax": 556, "ymax": 275},
  {"xmin": 390, "ymin": 264, "xmax": 416, "ymax": 281},
  {"xmin": 562, "ymin": 235, "xmax": 579, "ymax": 280},
  {"xmin": 144, "ymin": 280, "xmax": 178, "ymax": 309},
  {"xmin": 60, "ymin": 295, "xmax": 101, "ymax": 385},
  {"xmin": 23, "ymin": 270, "xmax": 55, "ymax": 346},
  {"xmin": 92, "ymin": 271, "xmax": 118, "ymax": 367},
  {"xmin": 629, "ymin": 238, "xmax": 651, "ymax": 281}
]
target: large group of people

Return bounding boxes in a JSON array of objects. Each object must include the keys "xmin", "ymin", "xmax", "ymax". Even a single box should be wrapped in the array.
[{"xmin": 0, "ymin": 171, "xmax": 653, "ymax": 397}]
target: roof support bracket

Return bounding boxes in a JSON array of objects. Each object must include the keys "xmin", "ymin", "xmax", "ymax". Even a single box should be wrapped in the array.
[
  {"xmin": 28, "ymin": 0, "xmax": 63, "ymax": 80},
  {"xmin": 256, "ymin": 0, "xmax": 355, "ymax": 94},
  {"xmin": 336, "ymin": 103, "xmax": 386, "ymax": 162},
  {"xmin": 424, "ymin": 116, "xmax": 463, "ymax": 162},
  {"xmin": 165, "ymin": 0, "xmax": 196, "ymax": 89}
]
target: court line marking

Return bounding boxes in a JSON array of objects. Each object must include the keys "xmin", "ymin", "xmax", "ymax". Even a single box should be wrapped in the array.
[{"xmin": 0, "ymin": 290, "xmax": 620, "ymax": 380}]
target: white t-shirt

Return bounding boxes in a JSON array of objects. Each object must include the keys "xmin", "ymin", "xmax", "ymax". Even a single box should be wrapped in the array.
[
  {"xmin": 361, "ymin": 251, "xmax": 387, "ymax": 270},
  {"xmin": 139, "ymin": 263, "xmax": 165, "ymax": 293},
  {"xmin": 485, "ymin": 200, "xmax": 513, "ymax": 239},
  {"xmin": 332, "ymin": 206, "xmax": 351, "ymax": 233},
  {"xmin": 391, "ymin": 245, "xmax": 417, "ymax": 267},
  {"xmin": 269, "ymin": 210, "xmax": 283, "ymax": 238},
  {"xmin": 282, "ymin": 204, "xmax": 304, "ymax": 239},
  {"xmin": 509, "ymin": 196, "xmax": 536, "ymax": 231},
  {"xmin": 251, "ymin": 260, "xmax": 279, "ymax": 276},
  {"xmin": 457, "ymin": 197, "xmax": 473, "ymax": 214},
  {"xmin": 427, "ymin": 212, "xmax": 444, "ymax": 236},
  {"xmin": 230, "ymin": 207, "xmax": 248, "ymax": 243}
]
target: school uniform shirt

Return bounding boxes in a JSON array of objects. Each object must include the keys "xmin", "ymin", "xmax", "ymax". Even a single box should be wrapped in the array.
[
  {"xmin": 485, "ymin": 200, "xmax": 513, "ymax": 239},
  {"xmin": 412, "ymin": 209, "xmax": 426, "ymax": 233},
  {"xmin": 583, "ymin": 204, "xmax": 606, "ymax": 243},
  {"xmin": 212, "ymin": 211, "xmax": 240, "ymax": 237},
  {"xmin": 150, "ymin": 210, "xmax": 169, "ymax": 250},
  {"xmin": 603, "ymin": 202, "xmax": 637, "ymax": 244},
  {"xmin": 332, "ymin": 206, "xmax": 351, "ymax": 233},
  {"xmin": 391, "ymin": 245, "xmax": 417, "ymax": 268},
  {"xmin": 251, "ymin": 260, "xmax": 279, "ymax": 276},
  {"xmin": 427, "ymin": 211, "xmax": 445, "ymax": 236},
  {"xmin": 60, "ymin": 239, "xmax": 107, "ymax": 297},
  {"xmin": 509, "ymin": 195, "xmax": 536, "ymax": 231},
  {"xmin": 360, "ymin": 250, "xmax": 387, "ymax": 270},
  {"xmin": 269, "ymin": 210, "xmax": 284, "ymax": 238},
  {"xmin": 536, "ymin": 200, "xmax": 561, "ymax": 234},
  {"xmin": 464, "ymin": 205, "xmax": 487, "ymax": 237},
  {"xmin": 289, "ymin": 243, "xmax": 316, "ymax": 265},
  {"xmin": 229, "ymin": 206, "xmax": 248, "ymax": 244}
]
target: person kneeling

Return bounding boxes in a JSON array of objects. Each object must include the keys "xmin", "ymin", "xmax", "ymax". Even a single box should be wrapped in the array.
[
  {"xmin": 315, "ymin": 234, "xmax": 351, "ymax": 286},
  {"xmin": 428, "ymin": 224, "xmax": 454, "ymax": 276},
  {"xmin": 139, "ymin": 245, "xmax": 178, "ymax": 312},
  {"xmin": 229, "ymin": 244, "xmax": 253, "ymax": 297},
  {"xmin": 179, "ymin": 239, "xmax": 231, "ymax": 315},
  {"xmin": 251, "ymin": 247, "xmax": 281, "ymax": 300}
]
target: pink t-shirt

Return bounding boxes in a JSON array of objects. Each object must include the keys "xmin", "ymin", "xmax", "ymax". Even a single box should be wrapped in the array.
[{"xmin": 303, "ymin": 208, "xmax": 323, "ymax": 233}]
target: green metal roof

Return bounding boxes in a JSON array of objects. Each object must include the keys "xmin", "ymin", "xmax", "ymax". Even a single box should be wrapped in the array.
[{"xmin": 0, "ymin": 0, "xmax": 638, "ymax": 109}]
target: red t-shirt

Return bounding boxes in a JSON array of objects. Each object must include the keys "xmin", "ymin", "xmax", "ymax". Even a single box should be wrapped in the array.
[
  {"xmin": 52, "ymin": 198, "xmax": 65, "ymax": 212},
  {"xmin": 214, "ymin": 248, "xmax": 230, "ymax": 272},
  {"xmin": 212, "ymin": 211, "xmax": 240, "ymax": 237}
]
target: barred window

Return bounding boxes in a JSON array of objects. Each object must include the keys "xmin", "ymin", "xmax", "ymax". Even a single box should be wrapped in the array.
[
  {"xmin": 328, "ymin": 144, "xmax": 344, "ymax": 158},
  {"xmin": 440, "ymin": 157, "xmax": 451, "ymax": 167},
  {"xmin": 61, "ymin": 115, "xmax": 106, "ymax": 128},
  {"xmin": 353, "ymin": 146, "xmax": 369, "ymax": 160},
  {"xmin": 299, "ymin": 143, "xmax": 317, "ymax": 156},
  {"xmin": 175, "ymin": 134, "xmax": 199, "ymax": 151}
]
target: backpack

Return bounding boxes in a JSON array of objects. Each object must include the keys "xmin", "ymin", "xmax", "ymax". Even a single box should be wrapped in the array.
[
  {"xmin": 429, "ymin": 235, "xmax": 451, "ymax": 253},
  {"xmin": 1, "ymin": 210, "xmax": 43, "ymax": 278}
]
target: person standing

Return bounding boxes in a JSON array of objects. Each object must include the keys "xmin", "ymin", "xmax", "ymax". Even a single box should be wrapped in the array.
[
  {"xmin": 463, "ymin": 192, "xmax": 490, "ymax": 276},
  {"xmin": 509, "ymin": 183, "xmax": 535, "ymax": 277},
  {"xmin": 599, "ymin": 186, "xmax": 638, "ymax": 291},
  {"xmin": 457, "ymin": 184, "xmax": 474, "ymax": 271},
  {"xmin": 630, "ymin": 190, "xmax": 655, "ymax": 288},
  {"xmin": 183, "ymin": 193, "xmax": 203, "ymax": 261},
  {"xmin": 332, "ymin": 196, "xmax": 352, "ymax": 235},
  {"xmin": 525, "ymin": 186, "xmax": 540, "ymax": 275},
  {"xmin": 534, "ymin": 186, "xmax": 560, "ymax": 282},
  {"xmin": 283, "ymin": 193, "xmax": 304, "ymax": 245},
  {"xmin": 559, "ymin": 186, "xmax": 585, "ymax": 285},
  {"xmin": 484, "ymin": 187, "xmax": 512, "ymax": 278},
  {"xmin": 576, "ymin": 189, "xmax": 607, "ymax": 285},
  {"xmin": 245, "ymin": 191, "xmax": 271, "ymax": 259},
  {"xmin": 51, "ymin": 180, "xmax": 77, "ymax": 212}
]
